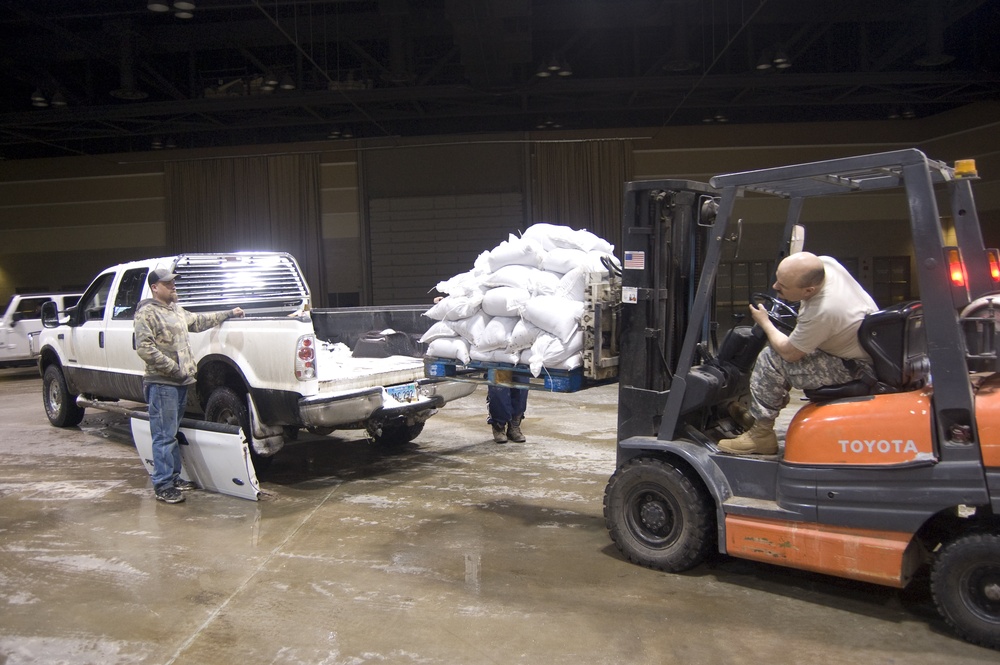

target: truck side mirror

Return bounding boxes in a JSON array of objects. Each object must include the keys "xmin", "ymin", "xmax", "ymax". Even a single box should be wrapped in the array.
[
  {"xmin": 40, "ymin": 301, "xmax": 60, "ymax": 328},
  {"xmin": 10, "ymin": 312, "xmax": 23, "ymax": 323}
]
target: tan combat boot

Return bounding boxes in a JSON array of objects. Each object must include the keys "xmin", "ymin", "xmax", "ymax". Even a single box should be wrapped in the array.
[
  {"xmin": 492, "ymin": 422, "xmax": 508, "ymax": 444},
  {"xmin": 717, "ymin": 422, "xmax": 778, "ymax": 455},
  {"xmin": 507, "ymin": 415, "xmax": 526, "ymax": 443}
]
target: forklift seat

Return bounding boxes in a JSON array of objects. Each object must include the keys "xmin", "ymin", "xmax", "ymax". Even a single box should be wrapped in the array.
[{"xmin": 803, "ymin": 301, "xmax": 928, "ymax": 401}]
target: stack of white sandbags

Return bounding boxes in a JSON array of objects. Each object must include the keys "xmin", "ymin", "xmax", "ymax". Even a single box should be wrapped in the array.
[{"xmin": 421, "ymin": 223, "xmax": 619, "ymax": 377}]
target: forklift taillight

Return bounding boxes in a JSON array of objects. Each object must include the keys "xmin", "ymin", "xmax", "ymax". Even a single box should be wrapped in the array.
[
  {"xmin": 947, "ymin": 248, "xmax": 967, "ymax": 287},
  {"xmin": 988, "ymin": 249, "xmax": 1000, "ymax": 283}
]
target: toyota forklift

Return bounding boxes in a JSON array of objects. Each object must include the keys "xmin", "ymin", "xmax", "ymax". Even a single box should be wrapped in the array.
[{"xmin": 603, "ymin": 149, "xmax": 1000, "ymax": 649}]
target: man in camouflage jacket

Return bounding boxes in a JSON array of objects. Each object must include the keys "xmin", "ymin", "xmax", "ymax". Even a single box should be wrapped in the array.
[{"xmin": 134, "ymin": 267, "xmax": 244, "ymax": 504}]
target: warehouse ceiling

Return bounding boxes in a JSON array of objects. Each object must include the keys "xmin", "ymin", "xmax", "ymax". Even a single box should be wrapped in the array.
[{"xmin": 1, "ymin": 0, "xmax": 998, "ymax": 161}]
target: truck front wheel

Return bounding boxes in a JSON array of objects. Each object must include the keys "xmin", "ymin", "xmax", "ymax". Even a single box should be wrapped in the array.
[
  {"xmin": 42, "ymin": 365, "xmax": 85, "ymax": 427},
  {"xmin": 604, "ymin": 456, "xmax": 715, "ymax": 573},
  {"xmin": 931, "ymin": 532, "xmax": 1000, "ymax": 650},
  {"xmin": 204, "ymin": 386, "xmax": 272, "ymax": 471}
]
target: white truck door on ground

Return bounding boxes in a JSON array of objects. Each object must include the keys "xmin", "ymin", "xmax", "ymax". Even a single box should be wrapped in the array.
[{"xmin": 131, "ymin": 415, "xmax": 261, "ymax": 500}]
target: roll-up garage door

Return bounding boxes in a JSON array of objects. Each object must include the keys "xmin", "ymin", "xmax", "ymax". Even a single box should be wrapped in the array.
[{"xmin": 368, "ymin": 193, "xmax": 524, "ymax": 304}]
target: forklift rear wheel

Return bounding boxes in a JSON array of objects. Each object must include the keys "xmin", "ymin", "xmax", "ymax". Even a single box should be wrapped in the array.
[
  {"xmin": 930, "ymin": 532, "xmax": 1000, "ymax": 650},
  {"xmin": 204, "ymin": 386, "xmax": 273, "ymax": 472},
  {"xmin": 604, "ymin": 457, "xmax": 714, "ymax": 573}
]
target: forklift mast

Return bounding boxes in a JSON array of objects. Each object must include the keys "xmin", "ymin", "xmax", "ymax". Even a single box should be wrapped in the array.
[{"xmin": 617, "ymin": 180, "xmax": 721, "ymax": 443}]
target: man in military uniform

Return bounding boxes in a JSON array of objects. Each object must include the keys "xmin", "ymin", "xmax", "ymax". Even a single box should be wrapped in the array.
[
  {"xmin": 134, "ymin": 267, "xmax": 244, "ymax": 503},
  {"xmin": 718, "ymin": 252, "xmax": 877, "ymax": 456}
]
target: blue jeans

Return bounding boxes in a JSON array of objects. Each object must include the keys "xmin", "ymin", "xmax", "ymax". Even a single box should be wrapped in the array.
[
  {"xmin": 487, "ymin": 385, "xmax": 528, "ymax": 425},
  {"xmin": 144, "ymin": 383, "xmax": 188, "ymax": 492}
]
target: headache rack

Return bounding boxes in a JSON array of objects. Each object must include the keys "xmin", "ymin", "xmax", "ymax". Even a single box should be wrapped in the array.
[{"xmin": 173, "ymin": 253, "xmax": 310, "ymax": 313}]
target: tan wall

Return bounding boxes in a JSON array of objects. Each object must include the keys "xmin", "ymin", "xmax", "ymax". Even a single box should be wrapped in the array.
[{"xmin": 0, "ymin": 102, "xmax": 997, "ymax": 305}]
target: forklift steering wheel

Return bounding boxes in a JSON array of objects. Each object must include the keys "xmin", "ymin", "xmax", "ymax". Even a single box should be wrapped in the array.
[{"xmin": 750, "ymin": 293, "xmax": 798, "ymax": 334}]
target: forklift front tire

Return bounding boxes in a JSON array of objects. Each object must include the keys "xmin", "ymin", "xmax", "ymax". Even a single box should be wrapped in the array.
[
  {"xmin": 604, "ymin": 457, "xmax": 714, "ymax": 573},
  {"xmin": 930, "ymin": 532, "xmax": 1000, "ymax": 650}
]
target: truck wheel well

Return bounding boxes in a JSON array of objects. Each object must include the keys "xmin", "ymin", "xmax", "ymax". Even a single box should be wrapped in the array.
[
  {"xmin": 197, "ymin": 358, "xmax": 248, "ymax": 410},
  {"xmin": 38, "ymin": 348, "xmax": 60, "ymax": 373}
]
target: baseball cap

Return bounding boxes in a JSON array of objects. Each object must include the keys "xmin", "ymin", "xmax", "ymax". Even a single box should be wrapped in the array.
[{"xmin": 148, "ymin": 267, "xmax": 179, "ymax": 287}]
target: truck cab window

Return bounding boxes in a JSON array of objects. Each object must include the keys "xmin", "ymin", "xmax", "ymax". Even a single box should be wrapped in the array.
[
  {"xmin": 113, "ymin": 268, "xmax": 149, "ymax": 320},
  {"xmin": 78, "ymin": 273, "xmax": 115, "ymax": 323},
  {"xmin": 15, "ymin": 297, "xmax": 50, "ymax": 320}
]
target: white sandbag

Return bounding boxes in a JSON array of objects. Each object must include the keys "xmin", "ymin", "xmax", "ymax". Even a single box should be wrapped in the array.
[
  {"xmin": 509, "ymin": 318, "xmax": 543, "ymax": 351},
  {"xmin": 486, "ymin": 236, "xmax": 543, "ymax": 271},
  {"xmin": 418, "ymin": 320, "xmax": 458, "ymax": 343},
  {"xmin": 527, "ymin": 331, "xmax": 585, "ymax": 377},
  {"xmin": 450, "ymin": 310, "xmax": 490, "ymax": 343},
  {"xmin": 531, "ymin": 270, "xmax": 561, "ymax": 296},
  {"xmin": 519, "ymin": 347, "xmax": 533, "ymax": 365},
  {"xmin": 583, "ymin": 250, "xmax": 621, "ymax": 274},
  {"xmin": 482, "ymin": 286, "xmax": 531, "ymax": 317},
  {"xmin": 424, "ymin": 292, "xmax": 484, "ymax": 321},
  {"xmin": 426, "ymin": 337, "xmax": 471, "ymax": 364},
  {"xmin": 522, "ymin": 223, "xmax": 614, "ymax": 254},
  {"xmin": 536, "ymin": 352, "xmax": 583, "ymax": 375},
  {"xmin": 470, "ymin": 347, "xmax": 520, "ymax": 364},
  {"xmin": 521, "ymin": 223, "xmax": 578, "ymax": 251},
  {"xmin": 475, "ymin": 316, "xmax": 519, "ymax": 351},
  {"xmin": 522, "ymin": 295, "xmax": 583, "ymax": 342},
  {"xmin": 481, "ymin": 265, "xmax": 536, "ymax": 290},
  {"xmin": 435, "ymin": 268, "xmax": 487, "ymax": 298},
  {"xmin": 541, "ymin": 247, "xmax": 589, "ymax": 274},
  {"xmin": 556, "ymin": 266, "xmax": 589, "ymax": 301}
]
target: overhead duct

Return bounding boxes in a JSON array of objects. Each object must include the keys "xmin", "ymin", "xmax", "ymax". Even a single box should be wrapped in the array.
[
  {"xmin": 110, "ymin": 23, "xmax": 148, "ymax": 100},
  {"xmin": 915, "ymin": 0, "xmax": 954, "ymax": 67}
]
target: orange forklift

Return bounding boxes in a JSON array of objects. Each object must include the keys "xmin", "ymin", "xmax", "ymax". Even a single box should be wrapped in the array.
[{"xmin": 604, "ymin": 149, "xmax": 1000, "ymax": 648}]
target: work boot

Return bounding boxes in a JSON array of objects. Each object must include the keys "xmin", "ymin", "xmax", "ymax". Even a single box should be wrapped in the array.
[
  {"xmin": 507, "ymin": 415, "xmax": 526, "ymax": 443},
  {"xmin": 727, "ymin": 402, "xmax": 755, "ymax": 429},
  {"xmin": 717, "ymin": 422, "xmax": 778, "ymax": 456},
  {"xmin": 492, "ymin": 422, "xmax": 508, "ymax": 444}
]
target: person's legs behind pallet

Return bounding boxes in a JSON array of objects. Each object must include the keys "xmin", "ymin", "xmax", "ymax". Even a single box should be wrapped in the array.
[{"xmin": 487, "ymin": 385, "xmax": 528, "ymax": 444}]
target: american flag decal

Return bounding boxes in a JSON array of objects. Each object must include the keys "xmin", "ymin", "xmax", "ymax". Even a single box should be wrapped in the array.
[{"xmin": 623, "ymin": 251, "xmax": 645, "ymax": 270}]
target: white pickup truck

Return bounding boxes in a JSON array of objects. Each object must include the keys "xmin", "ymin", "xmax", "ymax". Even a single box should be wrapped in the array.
[
  {"xmin": 37, "ymin": 253, "xmax": 475, "ymax": 462},
  {"xmin": 1, "ymin": 293, "xmax": 81, "ymax": 368}
]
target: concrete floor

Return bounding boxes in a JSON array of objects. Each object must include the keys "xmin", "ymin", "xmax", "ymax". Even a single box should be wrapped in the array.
[{"xmin": 0, "ymin": 366, "xmax": 997, "ymax": 665}]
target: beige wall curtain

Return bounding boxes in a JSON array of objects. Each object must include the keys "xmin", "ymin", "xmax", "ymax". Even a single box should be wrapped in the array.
[
  {"xmin": 530, "ymin": 140, "xmax": 633, "ymax": 251},
  {"xmin": 164, "ymin": 154, "xmax": 326, "ymax": 306}
]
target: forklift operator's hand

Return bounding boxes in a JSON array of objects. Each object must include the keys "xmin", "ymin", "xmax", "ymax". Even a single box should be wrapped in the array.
[{"xmin": 749, "ymin": 303, "xmax": 771, "ymax": 327}]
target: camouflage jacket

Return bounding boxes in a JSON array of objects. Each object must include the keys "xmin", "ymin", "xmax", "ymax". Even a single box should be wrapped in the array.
[{"xmin": 134, "ymin": 299, "xmax": 233, "ymax": 386}]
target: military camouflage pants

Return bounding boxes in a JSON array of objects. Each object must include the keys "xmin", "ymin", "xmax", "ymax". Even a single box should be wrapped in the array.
[{"xmin": 748, "ymin": 346, "xmax": 873, "ymax": 423}]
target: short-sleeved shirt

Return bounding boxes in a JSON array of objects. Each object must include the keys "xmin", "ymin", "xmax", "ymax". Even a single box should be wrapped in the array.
[{"xmin": 787, "ymin": 256, "xmax": 878, "ymax": 360}]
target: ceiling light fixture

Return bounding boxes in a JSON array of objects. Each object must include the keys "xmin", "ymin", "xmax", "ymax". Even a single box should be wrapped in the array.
[
  {"xmin": 50, "ymin": 91, "xmax": 67, "ymax": 107},
  {"xmin": 260, "ymin": 72, "xmax": 278, "ymax": 92},
  {"xmin": 173, "ymin": 1, "xmax": 195, "ymax": 9},
  {"xmin": 31, "ymin": 89, "xmax": 48, "ymax": 108},
  {"xmin": 279, "ymin": 73, "xmax": 296, "ymax": 90},
  {"xmin": 773, "ymin": 49, "xmax": 792, "ymax": 69},
  {"xmin": 147, "ymin": 1, "xmax": 170, "ymax": 11}
]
